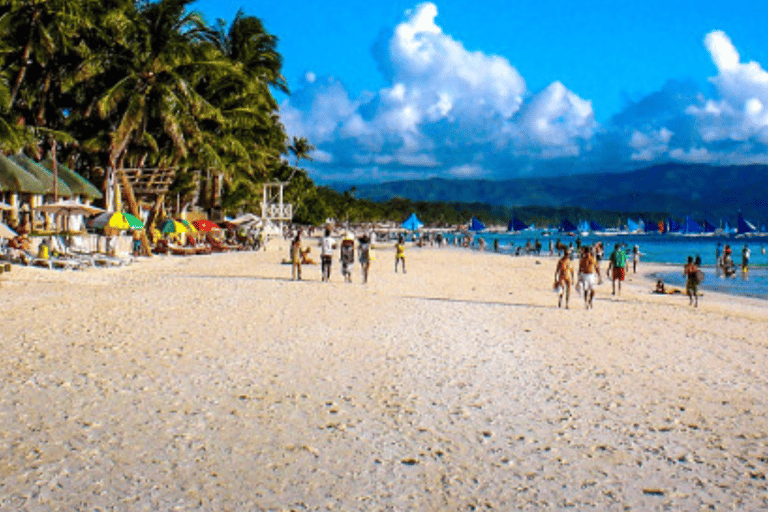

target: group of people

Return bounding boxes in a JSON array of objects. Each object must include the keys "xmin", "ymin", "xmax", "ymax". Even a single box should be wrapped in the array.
[
  {"xmin": 290, "ymin": 228, "xmax": 374, "ymax": 284},
  {"xmin": 553, "ymin": 243, "xmax": 632, "ymax": 309},
  {"xmin": 715, "ymin": 242, "xmax": 753, "ymax": 278}
]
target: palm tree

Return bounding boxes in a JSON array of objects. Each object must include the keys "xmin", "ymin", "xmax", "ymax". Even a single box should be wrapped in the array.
[
  {"xmin": 287, "ymin": 135, "xmax": 314, "ymax": 181},
  {"xmin": 0, "ymin": 0, "xmax": 100, "ymax": 196}
]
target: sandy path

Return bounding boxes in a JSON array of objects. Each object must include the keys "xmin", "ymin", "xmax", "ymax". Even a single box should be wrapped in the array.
[{"xmin": 1, "ymin": 245, "xmax": 768, "ymax": 510}]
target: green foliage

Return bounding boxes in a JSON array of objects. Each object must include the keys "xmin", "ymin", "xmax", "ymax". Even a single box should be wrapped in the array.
[{"xmin": 0, "ymin": 0, "xmax": 297, "ymax": 214}]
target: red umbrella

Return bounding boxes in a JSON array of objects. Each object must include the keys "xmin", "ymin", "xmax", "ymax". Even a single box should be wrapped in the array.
[{"xmin": 192, "ymin": 219, "xmax": 221, "ymax": 232}]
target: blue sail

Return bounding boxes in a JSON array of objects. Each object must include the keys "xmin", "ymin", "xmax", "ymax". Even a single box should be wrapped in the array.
[
  {"xmin": 578, "ymin": 220, "xmax": 590, "ymax": 232},
  {"xmin": 508, "ymin": 217, "xmax": 528, "ymax": 231},
  {"xmin": 627, "ymin": 218, "xmax": 643, "ymax": 232},
  {"xmin": 667, "ymin": 217, "xmax": 683, "ymax": 233},
  {"xmin": 644, "ymin": 219, "xmax": 659, "ymax": 233},
  {"xmin": 560, "ymin": 218, "xmax": 577, "ymax": 232},
  {"xmin": 703, "ymin": 220, "xmax": 717, "ymax": 233},
  {"xmin": 469, "ymin": 217, "xmax": 486, "ymax": 231},
  {"xmin": 589, "ymin": 220, "xmax": 604, "ymax": 231},
  {"xmin": 683, "ymin": 216, "xmax": 702, "ymax": 234},
  {"xmin": 737, "ymin": 212, "xmax": 756, "ymax": 234}
]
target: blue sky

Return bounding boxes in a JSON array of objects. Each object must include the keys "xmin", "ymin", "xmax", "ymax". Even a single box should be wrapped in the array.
[{"xmin": 193, "ymin": 0, "xmax": 768, "ymax": 182}]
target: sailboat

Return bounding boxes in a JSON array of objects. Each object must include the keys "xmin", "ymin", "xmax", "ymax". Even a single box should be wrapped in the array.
[
  {"xmin": 507, "ymin": 217, "xmax": 529, "ymax": 233},
  {"xmin": 737, "ymin": 212, "xmax": 757, "ymax": 236}
]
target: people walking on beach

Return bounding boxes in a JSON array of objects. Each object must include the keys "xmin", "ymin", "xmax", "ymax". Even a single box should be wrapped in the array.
[
  {"xmin": 607, "ymin": 243, "xmax": 627, "ymax": 296},
  {"xmin": 742, "ymin": 244, "xmax": 750, "ymax": 275},
  {"xmin": 577, "ymin": 246, "xmax": 601, "ymax": 309},
  {"xmin": 632, "ymin": 244, "xmax": 640, "ymax": 273},
  {"xmin": 358, "ymin": 234, "xmax": 371, "ymax": 283},
  {"xmin": 290, "ymin": 233, "xmax": 302, "ymax": 280},
  {"xmin": 340, "ymin": 233, "xmax": 355, "ymax": 283},
  {"xmin": 554, "ymin": 248, "xmax": 574, "ymax": 308},
  {"xmin": 395, "ymin": 236, "xmax": 406, "ymax": 273},
  {"xmin": 320, "ymin": 228, "xmax": 336, "ymax": 282},
  {"xmin": 684, "ymin": 256, "xmax": 700, "ymax": 307}
]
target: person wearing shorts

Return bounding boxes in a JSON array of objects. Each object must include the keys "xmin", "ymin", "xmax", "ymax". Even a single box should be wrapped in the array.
[
  {"xmin": 320, "ymin": 228, "xmax": 336, "ymax": 282},
  {"xmin": 554, "ymin": 248, "xmax": 574, "ymax": 308},
  {"xmin": 684, "ymin": 256, "xmax": 699, "ymax": 307},
  {"xmin": 577, "ymin": 246, "xmax": 601, "ymax": 309},
  {"xmin": 607, "ymin": 243, "xmax": 627, "ymax": 296}
]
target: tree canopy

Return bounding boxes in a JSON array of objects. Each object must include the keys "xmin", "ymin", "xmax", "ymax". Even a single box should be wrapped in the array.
[{"xmin": 0, "ymin": 0, "xmax": 301, "ymax": 215}]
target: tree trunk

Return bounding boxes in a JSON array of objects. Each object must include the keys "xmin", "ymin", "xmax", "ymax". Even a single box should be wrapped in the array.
[
  {"xmin": 8, "ymin": 8, "xmax": 41, "ymax": 108},
  {"xmin": 117, "ymin": 167, "xmax": 153, "ymax": 257},
  {"xmin": 50, "ymin": 140, "xmax": 59, "ymax": 202}
]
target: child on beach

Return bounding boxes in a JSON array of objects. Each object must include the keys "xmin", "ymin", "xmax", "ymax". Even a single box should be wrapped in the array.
[
  {"xmin": 607, "ymin": 243, "xmax": 627, "ymax": 296},
  {"xmin": 395, "ymin": 236, "xmax": 406, "ymax": 273},
  {"xmin": 340, "ymin": 233, "xmax": 355, "ymax": 283},
  {"xmin": 554, "ymin": 248, "xmax": 574, "ymax": 308},
  {"xmin": 577, "ymin": 246, "xmax": 600, "ymax": 309}
]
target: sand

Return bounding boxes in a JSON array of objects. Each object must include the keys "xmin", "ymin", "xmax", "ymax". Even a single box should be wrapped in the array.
[{"xmin": 2, "ymin": 242, "xmax": 768, "ymax": 510}]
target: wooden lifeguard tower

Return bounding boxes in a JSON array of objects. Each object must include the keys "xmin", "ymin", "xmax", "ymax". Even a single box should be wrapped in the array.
[{"xmin": 261, "ymin": 181, "xmax": 293, "ymax": 242}]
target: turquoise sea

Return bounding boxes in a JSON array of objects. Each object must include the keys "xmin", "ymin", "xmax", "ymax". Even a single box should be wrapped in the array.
[{"xmin": 445, "ymin": 232, "xmax": 768, "ymax": 300}]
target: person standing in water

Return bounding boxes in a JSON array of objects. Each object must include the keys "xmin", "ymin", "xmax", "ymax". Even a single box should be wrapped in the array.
[
  {"xmin": 395, "ymin": 235, "xmax": 406, "ymax": 273},
  {"xmin": 742, "ymin": 244, "xmax": 751, "ymax": 276}
]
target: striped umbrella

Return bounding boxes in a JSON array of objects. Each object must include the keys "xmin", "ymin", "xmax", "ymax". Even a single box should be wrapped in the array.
[
  {"xmin": 160, "ymin": 219, "xmax": 188, "ymax": 234},
  {"xmin": 88, "ymin": 211, "xmax": 144, "ymax": 230}
]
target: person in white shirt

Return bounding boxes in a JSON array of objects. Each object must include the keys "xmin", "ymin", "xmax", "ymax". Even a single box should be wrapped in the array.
[{"xmin": 320, "ymin": 228, "xmax": 336, "ymax": 282}]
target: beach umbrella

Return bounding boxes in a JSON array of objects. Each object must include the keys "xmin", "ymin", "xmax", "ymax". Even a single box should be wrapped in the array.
[
  {"xmin": 160, "ymin": 219, "xmax": 188, "ymax": 234},
  {"xmin": 176, "ymin": 219, "xmax": 197, "ymax": 233},
  {"xmin": 34, "ymin": 200, "xmax": 104, "ymax": 233},
  {"xmin": 192, "ymin": 219, "xmax": 220, "ymax": 232},
  {"xmin": 35, "ymin": 200, "xmax": 103, "ymax": 216},
  {"xmin": 88, "ymin": 211, "xmax": 144, "ymax": 230},
  {"xmin": 0, "ymin": 221, "xmax": 17, "ymax": 238},
  {"xmin": 401, "ymin": 213, "xmax": 423, "ymax": 231}
]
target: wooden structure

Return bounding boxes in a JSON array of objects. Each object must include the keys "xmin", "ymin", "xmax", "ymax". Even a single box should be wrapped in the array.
[{"xmin": 261, "ymin": 181, "xmax": 293, "ymax": 238}]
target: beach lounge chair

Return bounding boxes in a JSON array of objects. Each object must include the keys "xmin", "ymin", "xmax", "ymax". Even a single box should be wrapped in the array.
[{"xmin": 167, "ymin": 242, "xmax": 197, "ymax": 256}]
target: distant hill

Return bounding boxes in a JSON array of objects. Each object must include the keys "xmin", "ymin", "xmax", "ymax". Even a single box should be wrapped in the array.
[{"xmin": 333, "ymin": 163, "xmax": 768, "ymax": 223}]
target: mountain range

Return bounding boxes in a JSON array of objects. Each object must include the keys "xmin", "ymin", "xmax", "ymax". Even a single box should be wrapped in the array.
[{"xmin": 332, "ymin": 163, "xmax": 768, "ymax": 223}]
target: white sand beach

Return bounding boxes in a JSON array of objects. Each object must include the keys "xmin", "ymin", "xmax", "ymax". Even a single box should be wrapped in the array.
[{"xmin": 2, "ymin": 244, "xmax": 768, "ymax": 510}]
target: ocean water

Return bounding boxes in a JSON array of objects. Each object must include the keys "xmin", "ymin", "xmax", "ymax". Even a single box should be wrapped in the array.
[{"xmin": 444, "ymin": 232, "xmax": 768, "ymax": 300}]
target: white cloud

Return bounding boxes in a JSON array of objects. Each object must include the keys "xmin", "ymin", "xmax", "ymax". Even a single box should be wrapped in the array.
[
  {"xmin": 510, "ymin": 82, "xmax": 596, "ymax": 157},
  {"xmin": 280, "ymin": 2, "xmax": 594, "ymax": 180},
  {"xmin": 629, "ymin": 127, "xmax": 674, "ymax": 161},
  {"xmin": 686, "ymin": 31, "xmax": 768, "ymax": 147}
]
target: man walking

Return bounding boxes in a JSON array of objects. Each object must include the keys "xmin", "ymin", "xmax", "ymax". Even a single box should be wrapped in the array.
[{"xmin": 607, "ymin": 243, "xmax": 627, "ymax": 295}]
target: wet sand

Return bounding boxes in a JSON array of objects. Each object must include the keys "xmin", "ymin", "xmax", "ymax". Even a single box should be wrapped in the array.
[{"xmin": 1, "ymin": 244, "xmax": 768, "ymax": 510}]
